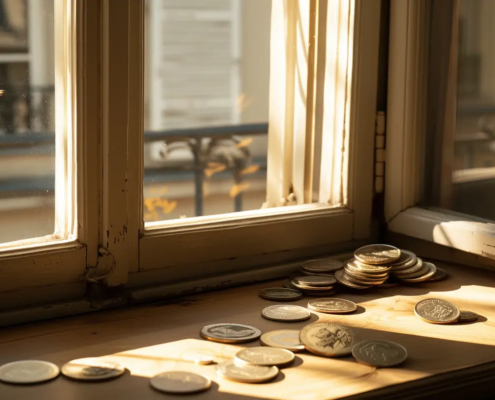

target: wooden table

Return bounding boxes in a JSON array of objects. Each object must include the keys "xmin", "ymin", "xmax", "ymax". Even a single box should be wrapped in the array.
[{"xmin": 1, "ymin": 261, "xmax": 495, "ymax": 399}]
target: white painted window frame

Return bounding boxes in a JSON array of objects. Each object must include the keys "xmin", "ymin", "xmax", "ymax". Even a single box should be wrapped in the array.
[{"xmin": 385, "ymin": 0, "xmax": 495, "ymax": 261}]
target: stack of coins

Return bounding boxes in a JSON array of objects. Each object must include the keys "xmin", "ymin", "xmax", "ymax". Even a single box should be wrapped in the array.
[
  {"xmin": 288, "ymin": 274, "xmax": 337, "ymax": 296},
  {"xmin": 300, "ymin": 259, "xmax": 343, "ymax": 276},
  {"xmin": 389, "ymin": 251, "xmax": 438, "ymax": 283},
  {"xmin": 336, "ymin": 245, "xmax": 400, "ymax": 289}
]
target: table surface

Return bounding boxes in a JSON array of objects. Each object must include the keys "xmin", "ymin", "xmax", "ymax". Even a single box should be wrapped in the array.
[{"xmin": 1, "ymin": 261, "xmax": 495, "ymax": 399}]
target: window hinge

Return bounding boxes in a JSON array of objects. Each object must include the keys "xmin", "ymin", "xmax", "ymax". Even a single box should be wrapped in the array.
[{"xmin": 375, "ymin": 111, "xmax": 386, "ymax": 194}]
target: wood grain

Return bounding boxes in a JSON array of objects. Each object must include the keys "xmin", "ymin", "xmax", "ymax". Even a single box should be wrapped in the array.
[{"xmin": 1, "ymin": 261, "xmax": 495, "ymax": 399}]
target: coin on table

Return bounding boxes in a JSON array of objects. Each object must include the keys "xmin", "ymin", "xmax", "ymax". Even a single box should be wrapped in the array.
[
  {"xmin": 346, "ymin": 259, "xmax": 392, "ymax": 274},
  {"xmin": 393, "ymin": 258, "xmax": 424, "ymax": 276},
  {"xmin": 290, "ymin": 281, "xmax": 335, "ymax": 291},
  {"xmin": 235, "ymin": 347, "xmax": 294, "ymax": 367},
  {"xmin": 428, "ymin": 267, "xmax": 448, "ymax": 282},
  {"xmin": 335, "ymin": 269, "xmax": 371, "ymax": 289},
  {"xmin": 344, "ymin": 272, "xmax": 387, "ymax": 286},
  {"xmin": 390, "ymin": 250, "xmax": 417, "ymax": 268},
  {"xmin": 260, "ymin": 330, "xmax": 305, "ymax": 352},
  {"xmin": 292, "ymin": 275, "xmax": 337, "ymax": 287},
  {"xmin": 262, "ymin": 305, "xmax": 311, "ymax": 322},
  {"xmin": 0, "ymin": 360, "xmax": 60, "ymax": 384},
  {"xmin": 354, "ymin": 244, "xmax": 400, "ymax": 265},
  {"xmin": 307, "ymin": 298, "xmax": 357, "ymax": 314},
  {"xmin": 401, "ymin": 263, "xmax": 437, "ymax": 283},
  {"xmin": 216, "ymin": 360, "xmax": 278, "ymax": 383},
  {"xmin": 301, "ymin": 259, "xmax": 343, "ymax": 274},
  {"xmin": 458, "ymin": 310, "xmax": 478, "ymax": 323},
  {"xmin": 300, "ymin": 323, "xmax": 356, "ymax": 357},
  {"xmin": 61, "ymin": 358, "xmax": 125, "ymax": 381},
  {"xmin": 150, "ymin": 371, "xmax": 211, "ymax": 394},
  {"xmin": 414, "ymin": 298, "xmax": 460, "ymax": 324},
  {"xmin": 345, "ymin": 269, "xmax": 389, "ymax": 281},
  {"xmin": 352, "ymin": 340, "xmax": 408, "ymax": 367},
  {"xmin": 259, "ymin": 287, "xmax": 303, "ymax": 301},
  {"xmin": 200, "ymin": 323, "xmax": 262, "ymax": 343}
]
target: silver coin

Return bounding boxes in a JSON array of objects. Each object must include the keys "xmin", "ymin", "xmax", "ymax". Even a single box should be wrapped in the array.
[
  {"xmin": 301, "ymin": 259, "xmax": 343, "ymax": 273},
  {"xmin": 335, "ymin": 269, "xmax": 371, "ymax": 289},
  {"xmin": 354, "ymin": 244, "xmax": 400, "ymax": 265},
  {"xmin": 458, "ymin": 310, "xmax": 478, "ymax": 323},
  {"xmin": 260, "ymin": 330, "xmax": 305, "ymax": 352},
  {"xmin": 262, "ymin": 305, "xmax": 311, "ymax": 322},
  {"xmin": 150, "ymin": 371, "xmax": 211, "ymax": 394},
  {"xmin": 300, "ymin": 323, "xmax": 356, "ymax": 357},
  {"xmin": 61, "ymin": 358, "xmax": 125, "ymax": 381},
  {"xmin": 292, "ymin": 275, "xmax": 337, "ymax": 287},
  {"xmin": 200, "ymin": 323, "xmax": 262, "ymax": 343},
  {"xmin": 352, "ymin": 340, "xmax": 408, "ymax": 367},
  {"xmin": 414, "ymin": 298, "xmax": 460, "ymax": 324},
  {"xmin": 307, "ymin": 298, "xmax": 357, "ymax": 314},
  {"xmin": 0, "ymin": 360, "xmax": 60, "ymax": 384},
  {"xmin": 216, "ymin": 360, "xmax": 278, "ymax": 383},
  {"xmin": 259, "ymin": 288, "xmax": 303, "ymax": 301},
  {"xmin": 235, "ymin": 347, "xmax": 294, "ymax": 367}
]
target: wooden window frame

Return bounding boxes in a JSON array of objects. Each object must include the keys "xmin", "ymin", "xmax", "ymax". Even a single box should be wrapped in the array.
[{"xmin": 385, "ymin": 0, "xmax": 495, "ymax": 263}]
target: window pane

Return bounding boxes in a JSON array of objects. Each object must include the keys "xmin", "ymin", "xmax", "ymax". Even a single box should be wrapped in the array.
[
  {"xmin": 424, "ymin": 0, "xmax": 495, "ymax": 220},
  {"xmin": 144, "ymin": 0, "xmax": 272, "ymax": 222},
  {"xmin": 0, "ymin": 0, "xmax": 55, "ymax": 243}
]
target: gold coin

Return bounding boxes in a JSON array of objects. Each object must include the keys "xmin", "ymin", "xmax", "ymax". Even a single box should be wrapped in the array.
[
  {"xmin": 352, "ymin": 340, "xmax": 407, "ymax": 367},
  {"xmin": 354, "ymin": 245, "xmax": 400, "ymax": 265},
  {"xmin": 414, "ymin": 298, "xmax": 460, "ymax": 324},
  {"xmin": 301, "ymin": 259, "xmax": 343, "ymax": 273},
  {"xmin": 335, "ymin": 269, "xmax": 371, "ymax": 289},
  {"xmin": 307, "ymin": 298, "xmax": 357, "ymax": 314},
  {"xmin": 390, "ymin": 250, "xmax": 418, "ymax": 270},
  {"xmin": 393, "ymin": 258, "xmax": 424, "ymax": 276},
  {"xmin": 150, "ymin": 371, "xmax": 211, "ymax": 394},
  {"xmin": 300, "ymin": 323, "xmax": 356, "ymax": 357},
  {"xmin": 428, "ymin": 267, "xmax": 448, "ymax": 282},
  {"xmin": 200, "ymin": 323, "xmax": 262, "ymax": 343},
  {"xmin": 290, "ymin": 280, "xmax": 335, "ymax": 291},
  {"xmin": 262, "ymin": 305, "xmax": 311, "ymax": 322},
  {"xmin": 346, "ymin": 259, "xmax": 392, "ymax": 274},
  {"xmin": 344, "ymin": 268, "xmax": 389, "ymax": 281},
  {"xmin": 400, "ymin": 263, "xmax": 437, "ymax": 283},
  {"xmin": 235, "ymin": 347, "xmax": 295, "ymax": 367},
  {"xmin": 216, "ymin": 360, "xmax": 278, "ymax": 383},
  {"xmin": 292, "ymin": 275, "xmax": 337, "ymax": 287},
  {"xmin": 61, "ymin": 358, "xmax": 125, "ymax": 381},
  {"xmin": 260, "ymin": 330, "xmax": 305, "ymax": 352},
  {"xmin": 458, "ymin": 310, "xmax": 478, "ymax": 323},
  {"xmin": 0, "ymin": 360, "xmax": 60, "ymax": 384},
  {"xmin": 344, "ymin": 272, "xmax": 387, "ymax": 286},
  {"xmin": 259, "ymin": 288, "xmax": 303, "ymax": 301}
]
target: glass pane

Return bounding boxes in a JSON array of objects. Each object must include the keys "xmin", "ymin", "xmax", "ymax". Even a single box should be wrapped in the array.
[
  {"xmin": 424, "ymin": 0, "xmax": 495, "ymax": 220},
  {"xmin": 144, "ymin": 0, "xmax": 271, "ymax": 222},
  {"xmin": 0, "ymin": 0, "xmax": 55, "ymax": 244}
]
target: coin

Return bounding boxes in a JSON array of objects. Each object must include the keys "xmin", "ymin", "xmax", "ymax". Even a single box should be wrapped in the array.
[
  {"xmin": 344, "ymin": 272, "xmax": 387, "ymax": 286},
  {"xmin": 393, "ymin": 258, "xmax": 424, "ymax": 276},
  {"xmin": 428, "ymin": 267, "xmax": 448, "ymax": 282},
  {"xmin": 346, "ymin": 259, "xmax": 392, "ymax": 274},
  {"xmin": 150, "ymin": 371, "xmax": 211, "ymax": 394},
  {"xmin": 235, "ymin": 347, "xmax": 294, "ymax": 367},
  {"xmin": 283, "ymin": 280, "xmax": 292, "ymax": 288},
  {"xmin": 458, "ymin": 310, "xmax": 478, "ymax": 323},
  {"xmin": 389, "ymin": 249, "xmax": 417, "ymax": 268},
  {"xmin": 352, "ymin": 340, "xmax": 408, "ymax": 367},
  {"xmin": 216, "ymin": 360, "xmax": 278, "ymax": 383},
  {"xmin": 354, "ymin": 244, "xmax": 400, "ymax": 265},
  {"xmin": 259, "ymin": 288, "xmax": 303, "ymax": 301},
  {"xmin": 292, "ymin": 275, "xmax": 337, "ymax": 287},
  {"xmin": 345, "ymin": 269, "xmax": 389, "ymax": 281},
  {"xmin": 290, "ymin": 280, "xmax": 335, "ymax": 291},
  {"xmin": 182, "ymin": 353, "xmax": 215, "ymax": 365},
  {"xmin": 307, "ymin": 298, "xmax": 357, "ymax": 314},
  {"xmin": 260, "ymin": 330, "xmax": 305, "ymax": 352},
  {"xmin": 335, "ymin": 269, "xmax": 371, "ymax": 289},
  {"xmin": 414, "ymin": 298, "xmax": 460, "ymax": 324},
  {"xmin": 262, "ymin": 305, "xmax": 311, "ymax": 322},
  {"xmin": 200, "ymin": 323, "xmax": 262, "ymax": 343},
  {"xmin": 401, "ymin": 263, "xmax": 437, "ymax": 282},
  {"xmin": 301, "ymin": 259, "xmax": 343, "ymax": 273},
  {"xmin": 61, "ymin": 358, "xmax": 125, "ymax": 381},
  {"xmin": 396, "ymin": 264, "xmax": 429, "ymax": 280},
  {"xmin": 0, "ymin": 360, "xmax": 60, "ymax": 384},
  {"xmin": 300, "ymin": 323, "xmax": 356, "ymax": 357}
]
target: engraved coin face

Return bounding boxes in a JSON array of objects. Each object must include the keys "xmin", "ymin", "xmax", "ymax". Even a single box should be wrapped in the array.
[
  {"xmin": 259, "ymin": 288, "xmax": 303, "ymax": 301},
  {"xmin": 428, "ymin": 267, "xmax": 448, "ymax": 282},
  {"xmin": 216, "ymin": 360, "xmax": 278, "ymax": 383},
  {"xmin": 401, "ymin": 263, "xmax": 437, "ymax": 283},
  {"xmin": 301, "ymin": 259, "xmax": 343, "ymax": 273},
  {"xmin": 459, "ymin": 310, "xmax": 478, "ymax": 323},
  {"xmin": 292, "ymin": 275, "xmax": 337, "ymax": 287},
  {"xmin": 300, "ymin": 323, "xmax": 356, "ymax": 357},
  {"xmin": 235, "ymin": 347, "xmax": 294, "ymax": 367},
  {"xmin": 307, "ymin": 298, "xmax": 357, "ymax": 314},
  {"xmin": 150, "ymin": 371, "xmax": 211, "ymax": 394},
  {"xmin": 0, "ymin": 360, "xmax": 60, "ymax": 384},
  {"xmin": 390, "ymin": 250, "xmax": 417, "ymax": 269},
  {"xmin": 414, "ymin": 298, "xmax": 460, "ymax": 324},
  {"xmin": 262, "ymin": 305, "xmax": 311, "ymax": 322},
  {"xmin": 260, "ymin": 330, "xmax": 305, "ymax": 352},
  {"xmin": 346, "ymin": 259, "xmax": 392, "ymax": 274},
  {"xmin": 354, "ymin": 245, "xmax": 400, "ymax": 265},
  {"xmin": 200, "ymin": 323, "xmax": 262, "ymax": 343},
  {"xmin": 335, "ymin": 269, "xmax": 371, "ymax": 289},
  {"xmin": 61, "ymin": 358, "xmax": 125, "ymax": 381},
  {"xmin": 352, "ymin": 340, "xmax": 408, "ymax": 367}
]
